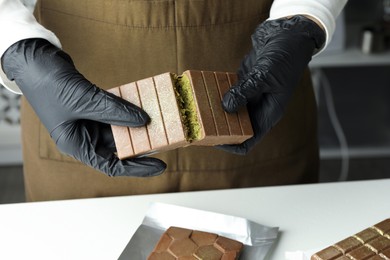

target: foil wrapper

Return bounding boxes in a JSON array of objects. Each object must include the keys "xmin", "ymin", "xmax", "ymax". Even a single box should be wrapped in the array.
[{"xmin": 119, "ymin": 202, "xmax": 279, "ymax": 259}]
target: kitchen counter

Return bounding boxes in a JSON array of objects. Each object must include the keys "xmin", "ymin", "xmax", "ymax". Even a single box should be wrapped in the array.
[{"xmin": 0, "ymin": 178, "xmax": 389, "ymax": 259}]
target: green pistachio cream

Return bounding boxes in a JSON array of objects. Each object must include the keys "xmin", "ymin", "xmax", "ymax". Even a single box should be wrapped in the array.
[{"xmin": 173, "ymin": 74, "xmax": 202, "ymax": 142}]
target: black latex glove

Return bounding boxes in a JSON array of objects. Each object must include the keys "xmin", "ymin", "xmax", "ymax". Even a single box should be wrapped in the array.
[
  {"xmin": 219, "ymin": 15, "xmax": 325, "ymax": 155},
  {"xmin": 1, "ymin": 39, "xmax": 166, "ymax": 177}
]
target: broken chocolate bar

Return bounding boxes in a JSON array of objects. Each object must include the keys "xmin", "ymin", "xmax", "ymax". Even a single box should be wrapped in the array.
[
  {"xmin": 311, "ymin": 219, "xmax": 390, "ymax": 260},
  {"xmin": 108, "ymin": 70, "xmax": 253, "ymax": 159},
  {"xmin": 147, "ymin": 226, "xmax": 243, "ymax": 260}
]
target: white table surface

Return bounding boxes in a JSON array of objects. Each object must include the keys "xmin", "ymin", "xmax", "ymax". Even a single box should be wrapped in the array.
[{"xmin": 0, "ymin": 179, "xmax": 389, "ymax": 260}]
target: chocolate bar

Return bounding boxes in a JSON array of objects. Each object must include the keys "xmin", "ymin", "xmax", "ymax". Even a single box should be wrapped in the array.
[
  {"xmin": 147, "ymin": 226, "xmax": 243, "ymax": 260},
  {"xmin": 311, "ymin": 219, "xmax": 390, "ymax": 260},
  {"xmin": 108, "ymin": 70, "xmax": 253, "ymax": 159}
]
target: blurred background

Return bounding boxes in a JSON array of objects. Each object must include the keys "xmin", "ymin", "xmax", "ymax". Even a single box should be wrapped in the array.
[
  {"xmin": 312, "ymin": 0, "xmax": 390, "ymax": 182},
  {"xmin": 0, "ymin": 0, "xmax": 389, "ymax": 203}
]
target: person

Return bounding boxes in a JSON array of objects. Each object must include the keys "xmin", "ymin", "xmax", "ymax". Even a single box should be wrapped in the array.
[{"xmin": 0, "ymin": 0, "xmax": 347, "ymax": 201}]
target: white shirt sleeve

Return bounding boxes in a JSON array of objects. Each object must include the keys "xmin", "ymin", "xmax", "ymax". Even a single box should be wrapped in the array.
[
  {"xmin": 0, "ymin": 0, "xmax": 61, "ymax": 94},
  {"xmin": 269, "ymin": 0, "xmax": 348, "ymax": 53}
]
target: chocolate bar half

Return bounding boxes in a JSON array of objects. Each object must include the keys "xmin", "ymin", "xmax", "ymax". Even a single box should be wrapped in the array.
[
  {"xmin": 108, "ymin": 70, "xmax": 253, "ymax": 159},
  {"xmin": 147, "ymin": 226, "xmax": 243, "ymax": 260},
  {"xmin": 311, "ymin": 219, "xmax": 390, "ymax": 260}
]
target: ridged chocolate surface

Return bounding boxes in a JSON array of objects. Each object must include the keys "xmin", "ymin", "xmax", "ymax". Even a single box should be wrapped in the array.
[
  {"xmin": 186, "ymin": 70, "xmax": 253, "ymax": 146},
  {"xmin": 108, "ymin": 72, "xmax": 187, "ymax": 159},
  {"xmin": 311, "ymin": 219, "xmax": 390, "ymax": 260},
  {"xmin": 147, "ymin": 226, "xmax": 243, "ymax": 260},
  {"xmin": 108, "ymin": 70, "xmax": 253, "ymax": 159}
]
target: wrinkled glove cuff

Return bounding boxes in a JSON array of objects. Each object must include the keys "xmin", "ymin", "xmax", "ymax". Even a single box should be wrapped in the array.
[
  {"xmin": 289, "ymin": 15, "xmax": 326, "ymax": 50},
  {"xmin": 253, "ymin": 15, "xmax": 326, "ymax": 54}
]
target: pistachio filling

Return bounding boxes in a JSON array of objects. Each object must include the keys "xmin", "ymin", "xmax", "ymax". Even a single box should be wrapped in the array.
[{"xmin": 173, "ymin": 74, "xmax": 201, "ymax": 142}]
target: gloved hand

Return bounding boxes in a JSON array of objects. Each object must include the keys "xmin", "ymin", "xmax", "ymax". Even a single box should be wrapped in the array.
[
  {"xmin": 1, "ymin": 38, "xmax": 166, "ymax": 177},
  {"xmin": 219, "ymin": 15, "xmax": 325, "ymax": 155}
]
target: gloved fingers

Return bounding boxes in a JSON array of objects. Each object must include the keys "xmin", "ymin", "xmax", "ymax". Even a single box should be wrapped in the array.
[
  {"xmin": 91, "ymin": 143, "xmax": 167, "ymax": 177},
  {"xmin": 249, "ymin": 93, "xmax": 285, "ymax": 137},
  {"xmin": 215, "ymin": 138, "xmax": 255, "ymax": 155},
  {"xmin": 237, "ymin": 48, "xmax": 257, "ymax": 80},
  {"xmin": 70, "ymin": 84, "xmax": 150, "ymax": 127},
  {"xmin": 218, "ymin": 94, "xmax": 284, "ymax": 155},
  {"xmin": 222, "ymin": 65, "xmax": 266, "ymax": 113},
  {"xmin": 110, "ymin": 157, "xmax": 167, "ymax": 177},
  {"xmin": 84, "ymin": 120, "xmax": 117, "ymax": 154},
  {"xmin": 224, "ymin": 15, "xmax": 324, "ymax": 115},
  {"xmin": 52, "ymin": 120, "xmax": 166, "ymax": 177},
  {"xmin": 2, "ymin": 38, "xmax": 150, "ymax": 130},
  {"xmin": 89, "ymin": 151, "xmax": 166, "ymax": 178},
  {"xmin": 85, "ymin": 121, "xmax": 167, "ymax": 177},
  {"xmin": 90, "ymin": 149, "xmax": 167, "ymax": 177},
  {"xmin": 223, "ymin": 38, "xmax": 303, "ymax": 115}
]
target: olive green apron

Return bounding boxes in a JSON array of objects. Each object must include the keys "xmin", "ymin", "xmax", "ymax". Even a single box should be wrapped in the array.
[{"xmin": 22, "ymin": 0, "xmax": 319, "ymax": 201}]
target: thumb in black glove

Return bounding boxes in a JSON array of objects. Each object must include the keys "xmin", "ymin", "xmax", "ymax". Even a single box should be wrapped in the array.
[
  {"xmin": 219, "ymin": 15, "xmax": 325, "ymax": 155},
  {"xmin": 1, "ymin": 39, "xmax": 166, "ymax": 177}
]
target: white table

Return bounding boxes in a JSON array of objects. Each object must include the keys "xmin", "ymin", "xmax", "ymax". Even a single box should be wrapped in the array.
[
  {"xmin": 0, "ymin": 179, "xmax": 389, "ymax": 260},
  {"xmin": 310, "ymin": 48, "xmax": 390, "ymax": 68}
]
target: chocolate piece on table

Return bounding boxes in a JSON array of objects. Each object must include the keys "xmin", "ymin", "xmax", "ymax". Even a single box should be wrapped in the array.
[
  {"xmin": 148, "ymin": 251, "xmax": 176, "ymax": 260},
  {"xmin": 354, "ymin": 228, "xmax": 381, "ymax": 244},
  {"xmin": 214, "ymin": 236, "xmax": 244, "ymax": 253},
  {"xmin": 373, "ymin": 219, "xmax": 390, "ymax": 236},
  {"xmin": 334, "ymin": 256, "xmax": 351, "ymax": 260},
  {"xmin": 108, "ymin": 70, "xmax": 253, "ymax": 159},
  {"xmin": 334, "ymin": 237, "xmax": 362, "ymax": 254},
  {"xmin": 312, "ymin": 246, "xmax": 343, "ymax": 260},
  {"xmin": 169, "ymin": 238, "xmax": 198, "ymax": 257},
  {"xmin": 311, "ymin": 219, "xmax": 390, "ymax": 260},
  {"xmin": 380, "ymin": 247, "xmax": 390, "ymax": 258},
  {"xmin": 194, "ymin": 245, "xmax": 223, "ymax": 259},
  {"xmin": 346, "ymin": 246, "xmax": 376, "ymax": 259},
  {"xmin": 147, "ymin": 226, "xmax": 243, "ymax": 260},
  {"xmin": 366, "ymin": 236, "xmax": 390, "ymax": 254},
  {"xmin": 367, "ymin": 255, "xmax": 385, "ymax": 260},
  {"xmin": 191, "ymin": 230, "xmax": 218, "ymax": 246},
  {"xmin": 153, "ymin": 233, "xmax": 171, "ymax": 252}
]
